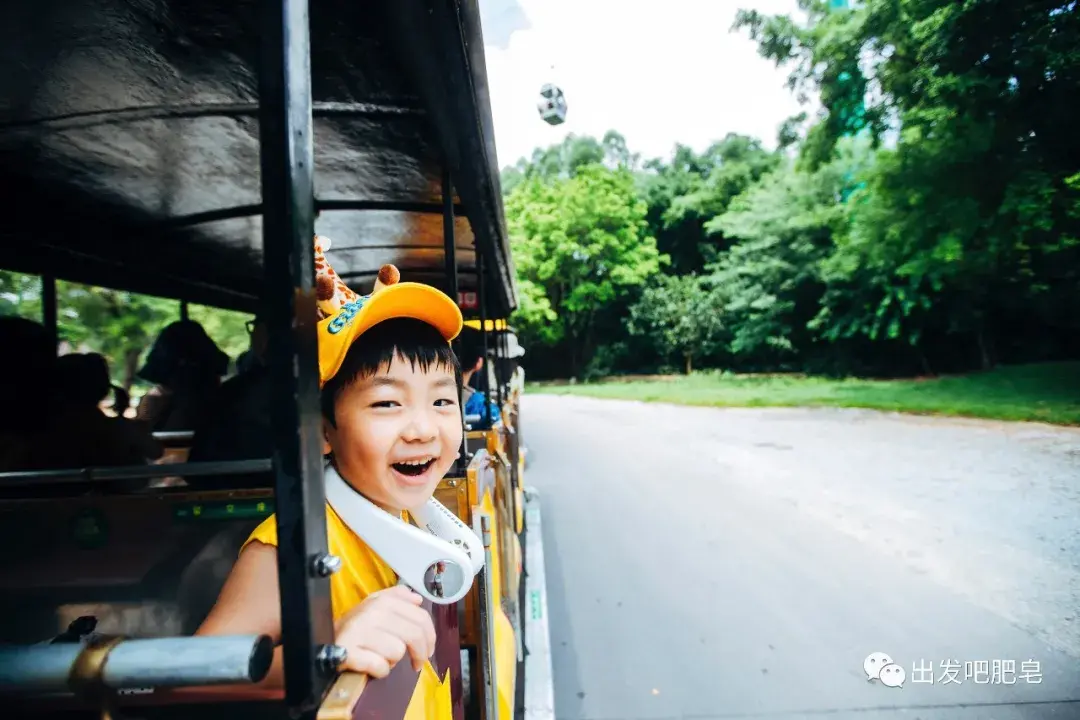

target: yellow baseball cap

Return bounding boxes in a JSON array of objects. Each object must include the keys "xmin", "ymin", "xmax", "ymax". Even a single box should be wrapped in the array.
[{"xmin": 314, "ymin": 235, "xmax": 463, "ymax": 387}]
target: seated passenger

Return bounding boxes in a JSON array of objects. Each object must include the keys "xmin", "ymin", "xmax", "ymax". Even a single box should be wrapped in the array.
[
  {"xmin": 0, "ymin": 316, "xmax": 57, "ymax": 471},
  {"xmin": 505, "ymin": 332, "xmax": 526, "ymax": 399},
  {"xmin": 234, "ymin": 313, "xmax": 268, "ymax": 376},
  {"xmin": 135, "ymin": 320, "xmax": 230, "ymax": 432},
  {"xmin": 457, "ymin": 327, "xmax": 501, "ymax": 427},
  {"xmin": 196, "ymin": 245, "xmax": 460, "ymax": 719},
  {"xmin": 53, "ymin": 352, "xmax": 163, "ymax": 467},
  {"xmin": 187, "ymin": 316, "xmax": 272, "ymax": 483}
]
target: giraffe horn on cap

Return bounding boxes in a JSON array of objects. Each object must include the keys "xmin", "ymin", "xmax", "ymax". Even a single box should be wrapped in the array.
[{"xmin": 313, "ymin": 235, "xmax": 359, "ymax": 320}]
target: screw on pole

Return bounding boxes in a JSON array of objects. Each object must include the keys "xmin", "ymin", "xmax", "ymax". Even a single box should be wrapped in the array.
[
  {"xmin": 311, "ymin": 553, "xmax": 342, "ymax": 577},
  {"xmin": 316, "ymin": 644, "xmax": 348, "ymax": 675}
]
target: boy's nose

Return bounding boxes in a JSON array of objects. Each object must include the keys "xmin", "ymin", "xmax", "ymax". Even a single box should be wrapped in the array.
[{"xmin": 401, "ymin": 409, "xmax": 438, "ymax": 442}]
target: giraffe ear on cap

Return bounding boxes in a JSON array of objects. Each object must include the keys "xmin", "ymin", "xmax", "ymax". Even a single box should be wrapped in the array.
[{"xmin": 372, "ymin": 264, "xmax": 400, "ymax": 294}]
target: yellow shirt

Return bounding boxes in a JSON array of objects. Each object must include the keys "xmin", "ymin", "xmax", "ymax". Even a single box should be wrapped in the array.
[{"xmin": 244, "ymin": 505, "xmax": 452, "ymax": 720}]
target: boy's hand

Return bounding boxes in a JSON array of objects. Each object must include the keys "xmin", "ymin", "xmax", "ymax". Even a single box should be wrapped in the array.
[{"xmin": 334, "ymin": 585, "xmax": 436, "ymax": 678}]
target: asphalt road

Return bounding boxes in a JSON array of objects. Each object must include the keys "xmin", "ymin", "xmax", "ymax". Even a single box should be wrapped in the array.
[{"xmin": 523, "ymin": 394, "xmax": 1080, "ymax": 720}]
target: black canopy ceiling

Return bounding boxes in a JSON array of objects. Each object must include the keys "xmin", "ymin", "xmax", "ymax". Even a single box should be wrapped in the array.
[{"xmin": 0, "ymin": 0, "xmax": 516, "ymax": 317}]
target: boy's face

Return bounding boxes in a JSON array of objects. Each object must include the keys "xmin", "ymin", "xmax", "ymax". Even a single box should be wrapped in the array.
[{"xmin": 323, "ymin": 353, "xmax": 462, "ymax": 513}]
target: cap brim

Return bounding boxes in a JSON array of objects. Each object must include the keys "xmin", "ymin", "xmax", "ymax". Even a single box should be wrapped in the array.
[{"xmin": 318, "ymin": 282, "xmax": 463, "ymax": 386}]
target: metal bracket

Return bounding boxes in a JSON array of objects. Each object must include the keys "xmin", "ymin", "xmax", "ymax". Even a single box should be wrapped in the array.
[{"xmin": 67, "ymin": 634, "xmax": 125, "ymax": 718}]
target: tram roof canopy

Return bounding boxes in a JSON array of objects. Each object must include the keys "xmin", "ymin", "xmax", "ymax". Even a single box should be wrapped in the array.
[{"xmin": 0, "ymin": 0, "xmax": 516, "ymax": 317}]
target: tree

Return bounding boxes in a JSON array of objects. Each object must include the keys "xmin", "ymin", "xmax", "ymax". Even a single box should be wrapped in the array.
[
  {"xmin": 627, "ymin": 274, "xmax": 724, "ymax": 374},
  {"xmin": 638, "ymin": 134, "xmax": 780, "ymax": 274},
  {"xmin": 506, "ymin": 134, "xmax": 604, "ymax": 183},
  {"xmin": 0, "ymin": 271, "xmax": 44, "ymax": 320},
  {"xmin": 704, "ymin": 138, "xmax": 868, "ymax": 365},
  {"xmin": 734, "ymin": 0, "xmax": 1080, "ymax": 372},
  {"xmin": 601, "ymin": 130, "xmax": 640, "ymax": 171},
  {"xmin": 506, "ymin": 164, "xmax": 665, "ymax": 378}
]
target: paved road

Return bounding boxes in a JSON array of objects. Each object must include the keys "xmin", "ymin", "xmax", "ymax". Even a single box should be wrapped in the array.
[{"xmin": 523, "ymin": 395, "xmax": 1080, "ymax": 720}]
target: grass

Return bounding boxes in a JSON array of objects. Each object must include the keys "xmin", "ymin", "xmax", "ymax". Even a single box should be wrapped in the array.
[{"xmin": 529, "ymin": 361, "xmax": 1080, "ymax": 426}]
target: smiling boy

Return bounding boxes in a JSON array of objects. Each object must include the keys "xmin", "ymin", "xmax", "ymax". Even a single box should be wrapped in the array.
[{"xmin": 196, "ymin": 237, "xmax": 464, "ymax": 719}]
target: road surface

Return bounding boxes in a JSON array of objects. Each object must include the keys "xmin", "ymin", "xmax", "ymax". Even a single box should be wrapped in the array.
[{"xmin": 523, "ymin": 394, "xmax": 1080, "ymax": 720}]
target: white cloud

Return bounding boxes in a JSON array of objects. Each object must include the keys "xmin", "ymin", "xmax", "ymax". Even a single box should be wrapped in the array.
[{"xmin": 481, "ymin": 0, "xmax": 814, "ymax": 168}]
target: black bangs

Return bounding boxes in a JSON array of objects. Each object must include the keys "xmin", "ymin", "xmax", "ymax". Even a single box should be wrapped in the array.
[{"xmin": 321, "ymin": 317, "xmax": 462, "ymax": 426}]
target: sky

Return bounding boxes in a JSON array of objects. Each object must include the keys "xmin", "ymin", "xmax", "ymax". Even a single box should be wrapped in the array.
[{"xmin": 478, "ymin": 0, "xmax": 814, "ymax": 169}]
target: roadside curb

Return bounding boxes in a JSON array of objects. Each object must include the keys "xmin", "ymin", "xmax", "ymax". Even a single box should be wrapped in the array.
[{"xmin": 522, "ymin": 486, "xmax": 555, "ymax": 720}]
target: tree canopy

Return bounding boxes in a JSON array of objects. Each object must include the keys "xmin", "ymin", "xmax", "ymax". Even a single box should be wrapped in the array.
[{"xmin": 502, "ymin": 0, "xmax": 1080, "ymax": 379}]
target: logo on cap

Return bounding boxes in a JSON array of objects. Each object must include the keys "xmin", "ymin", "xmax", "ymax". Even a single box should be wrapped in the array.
[{"xmin": 327, "ymin": 295, "xmax": 370, "ymax": 335}]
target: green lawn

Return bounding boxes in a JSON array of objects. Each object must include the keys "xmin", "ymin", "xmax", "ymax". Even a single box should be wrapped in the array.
[{"xmin": 529, "ymin": 362, "xmax": 1080, "ymax": 426}]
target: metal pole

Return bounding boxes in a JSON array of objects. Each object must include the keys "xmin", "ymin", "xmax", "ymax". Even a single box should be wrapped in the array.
[
  {"xmin": 179, "ymin": 301, "xmax": 190, "ymax": 321},
  {"xmin": 0, "ymin": 636, "xmax": 274, "ymax": 694},
  {"xmin": 477, "ymin": 252, "xmax": 490, "ymax": 427},
  {"xmin": 444, "ymin": 168, "xmax": 469, "ymax": 465},
  {"xmin": 443, "ymin": 168, "xmax": 458, "ymax": 304},
  {"xmin": 41, "ymin": 275, "xmax": 57, "ymax": 350},
  {"xmin": 258, "ymin": 0, "xmax": 335, "ymax": 713},
  {"xmin": 495, "ymin": 330, "xmax": 504, "ymax": 409},
  {"xmin": 477, "ymin": 513, "xmax": 499, "ymax": 720}
]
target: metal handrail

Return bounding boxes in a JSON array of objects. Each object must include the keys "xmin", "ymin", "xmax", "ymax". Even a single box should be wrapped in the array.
[
  {"xmin": 0, "ymin": 459, "xmax": 273, "ymax": 487},
  {"xmin": 0, "ymin": 635, "xmax": 273, "ymax": 695},
  {"xmin": 151, "ymin": 430, "xmax": 196, "ymax": 445}
]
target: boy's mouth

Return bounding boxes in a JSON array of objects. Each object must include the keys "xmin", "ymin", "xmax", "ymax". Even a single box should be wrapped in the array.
[{"xmin": 391, "ymin": 457, "xmax": 436, "ymax": 478}]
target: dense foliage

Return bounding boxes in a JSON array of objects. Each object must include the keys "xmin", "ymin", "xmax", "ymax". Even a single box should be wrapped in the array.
[{"xmin": 505, "ymin": 0, "xmax": 1080, "ymax": 379}]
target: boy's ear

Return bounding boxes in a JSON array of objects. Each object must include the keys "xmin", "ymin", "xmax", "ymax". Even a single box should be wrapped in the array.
[
  {"xmin": 321, "ymin": 419, "xmax": 333, "ymax": 456},
  {"xmin": 472, "ymin": 357, "xmax": 484, "ymax": 373}
]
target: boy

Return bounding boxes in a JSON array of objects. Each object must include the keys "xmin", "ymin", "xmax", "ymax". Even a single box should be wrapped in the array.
[{"xmin": 196, "ymin": 237, "xmax": 465, "ymax": 719}]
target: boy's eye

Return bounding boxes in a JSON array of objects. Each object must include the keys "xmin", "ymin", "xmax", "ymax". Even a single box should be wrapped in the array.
[
  {"xmin": 434, "ymin": 398, "xmax": 457, "ymax": 407},
  {"xmin": 371, "ymin": 400, "xmax": 400, "ymax": 409}
]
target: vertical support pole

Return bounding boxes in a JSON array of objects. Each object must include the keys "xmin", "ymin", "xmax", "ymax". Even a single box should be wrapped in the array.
[
  {"xmin": 443, "ymin": 168, "xmax": 458, "ymax": 305},
  {"xmin": 258, "ymin": 0, "xmax": 333, "ymax": 714},
  {"xmin": 444, "ymin": 168, "xmax": 468, "ymax": 465},
  {"xmin": 477, "ymin": 253, "xmax": 490, "ymax": 427},
  {"xmin": 477, "ymin": 513, "xmax": 499, "ymax": 720},
  {"xmin": 179, "ymin": 301, "xmax": 190, "ymax": 321},
  {"xmin": 494, "ymin": 330, "xmax": 504, "ymax": 409},
  {"xmin": 41, "ymin": 275, "xmax": 57, "ymax": 350}
]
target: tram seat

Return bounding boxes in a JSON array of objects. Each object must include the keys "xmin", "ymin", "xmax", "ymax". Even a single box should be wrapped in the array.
[{"xmin": 0, "ymin": 488, "xmax": 269, "ymax": 644}]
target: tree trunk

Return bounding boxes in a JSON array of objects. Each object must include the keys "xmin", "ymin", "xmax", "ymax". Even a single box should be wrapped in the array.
[
  {"xmin": 581, "ymin": 318, "xmax": 597, "ymax": 378},
  {"xmin": 915, "ymin": 347, "xmax": 934, "ymax": 378},
  {"xmin": 123, "ymin": 348, "xmax": 141, "ymax": 392},
  {"xmin": 564, "ymin": 308, "xmax": 577, "ymax": 379},
  {"xmin": 975, "ymin": 327, "xmax": 994, "ymax": 371},
  {"xmin": 685, "ymin": 352, "xmax": 693, "ymax": 375},
  {"xmin": 568, "ymin": 331, "xmax": 579, "ymax": 381}
]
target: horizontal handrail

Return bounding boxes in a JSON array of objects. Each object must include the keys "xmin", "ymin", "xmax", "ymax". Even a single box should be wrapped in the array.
[
  {"xmin": 0, "ymin": 635, "xmax": 273, "ymax": 695},
  {"xmin": 0, "ymin": 459, "xmax": 273, "ymax": 486},
  {"xmin": 152, "ymin": 430, "xmax": 196, "ymax": 444}
]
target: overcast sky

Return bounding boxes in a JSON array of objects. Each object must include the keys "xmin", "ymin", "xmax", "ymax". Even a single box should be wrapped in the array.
[{"xmin": 479, "ymin": 0, "xmax": 813, "ymax": 168}]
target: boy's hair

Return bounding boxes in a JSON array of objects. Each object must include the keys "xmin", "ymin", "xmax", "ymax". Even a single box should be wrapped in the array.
[{"xmin": 320, "ymin": 317, "xmax": 463, "ymax": 427}]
